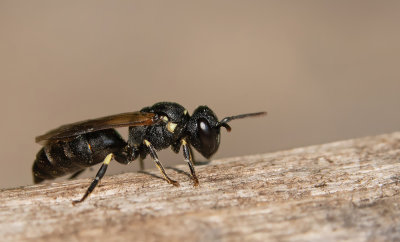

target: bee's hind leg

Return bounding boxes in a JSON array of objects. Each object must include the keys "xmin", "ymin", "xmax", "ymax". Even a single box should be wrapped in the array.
[{"xmin": 72, "ymin": 153, "xmax": 113, "ymax": 205}]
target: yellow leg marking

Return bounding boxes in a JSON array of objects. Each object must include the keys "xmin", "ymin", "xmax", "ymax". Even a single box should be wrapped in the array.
[
  {"xmin": 103, "ymin": 153, "xmax": 113, "ymax": 165},
  {"xmin": 155, "ymin": 164, "xmax": 169, "ymax": 180},
  {"xmin": 181, "ymin": 139, "xmax": 187, "ymax": 146},
  {"xmin": 181, "ymin": 139, "xmax": 199, "ymax": 186},
  {"xmin": 144, "ymin": 139, "xmax": 179, "ymax": 187},
  {"xmin": 72, "ymin": 153, "xmax": 113, "ymax": 204},
  {"xmin": 181, "ymin": 139, "xmax": 192, "ymax": 160}
]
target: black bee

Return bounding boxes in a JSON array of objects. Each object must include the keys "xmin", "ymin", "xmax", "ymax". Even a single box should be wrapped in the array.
[{"xmin": 33, "ymin": 102, "xmax": 266, "ymax": 203}]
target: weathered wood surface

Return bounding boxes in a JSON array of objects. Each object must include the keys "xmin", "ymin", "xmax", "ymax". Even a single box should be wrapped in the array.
[{"xmin": 1, "ymin": 132, "xmax": 400, "ymax": 241}]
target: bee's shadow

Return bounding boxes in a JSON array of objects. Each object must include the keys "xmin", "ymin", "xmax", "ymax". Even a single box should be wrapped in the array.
[
  {"xmin": 138, "ymin": 170, "xmax": 164, "ymax": 181},
  {"xmin": 167, "ymin": 167, "xmax": 190, "ymax": 177},
  {"xmin": 138, "ymin": 160, "xmax": 211, "ymax": 181},
  {"xmin": 193, "ymin": 160, "xmax": 211, "ymax": 166}
]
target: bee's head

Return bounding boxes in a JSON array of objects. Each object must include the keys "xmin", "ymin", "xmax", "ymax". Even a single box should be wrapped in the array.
[{"xmin": 186, "ymin": 106, "xmax": 266, "ymax": 159}]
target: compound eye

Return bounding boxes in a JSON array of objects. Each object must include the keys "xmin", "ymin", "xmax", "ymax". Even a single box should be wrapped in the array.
[{"xmin": 198, "ymin": 118, "xmax": 218, "ymax": 151}]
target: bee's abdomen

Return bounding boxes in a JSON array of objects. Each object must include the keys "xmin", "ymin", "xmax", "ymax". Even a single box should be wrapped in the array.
[{"xmin": 32, "ymin": 129, "xmax": 126, "ymax": 183}]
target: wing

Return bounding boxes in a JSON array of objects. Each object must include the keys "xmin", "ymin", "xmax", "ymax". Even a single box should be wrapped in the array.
[{"xmin": 36, "ymin": 112, "xmax": 159, "ymax": 144}]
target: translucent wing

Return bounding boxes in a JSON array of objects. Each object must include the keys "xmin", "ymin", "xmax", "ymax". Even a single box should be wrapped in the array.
[{"xmin": 36, "ymin": 112, "xmax": 159, "ymax": 144}]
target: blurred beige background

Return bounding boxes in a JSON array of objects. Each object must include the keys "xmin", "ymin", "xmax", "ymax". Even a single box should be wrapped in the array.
[{"xmin": 1, "ymin": 1, "xmax": 399, "ymax": 188}]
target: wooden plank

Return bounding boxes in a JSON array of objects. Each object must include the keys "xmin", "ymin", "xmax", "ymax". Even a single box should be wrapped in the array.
[{"xmin": 1, "ymin": 132, "xmax": 400, "ymax": 241}]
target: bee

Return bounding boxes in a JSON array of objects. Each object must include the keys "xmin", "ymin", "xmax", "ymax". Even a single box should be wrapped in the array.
[{"xmin": 33, "ymin": 102, "xmax": 266, "ymax": 203}]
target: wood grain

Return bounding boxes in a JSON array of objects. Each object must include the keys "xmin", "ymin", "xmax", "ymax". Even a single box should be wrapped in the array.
[{"xmin": 1, "ymin": 132, "xmax": 400, "ymax": 241}]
